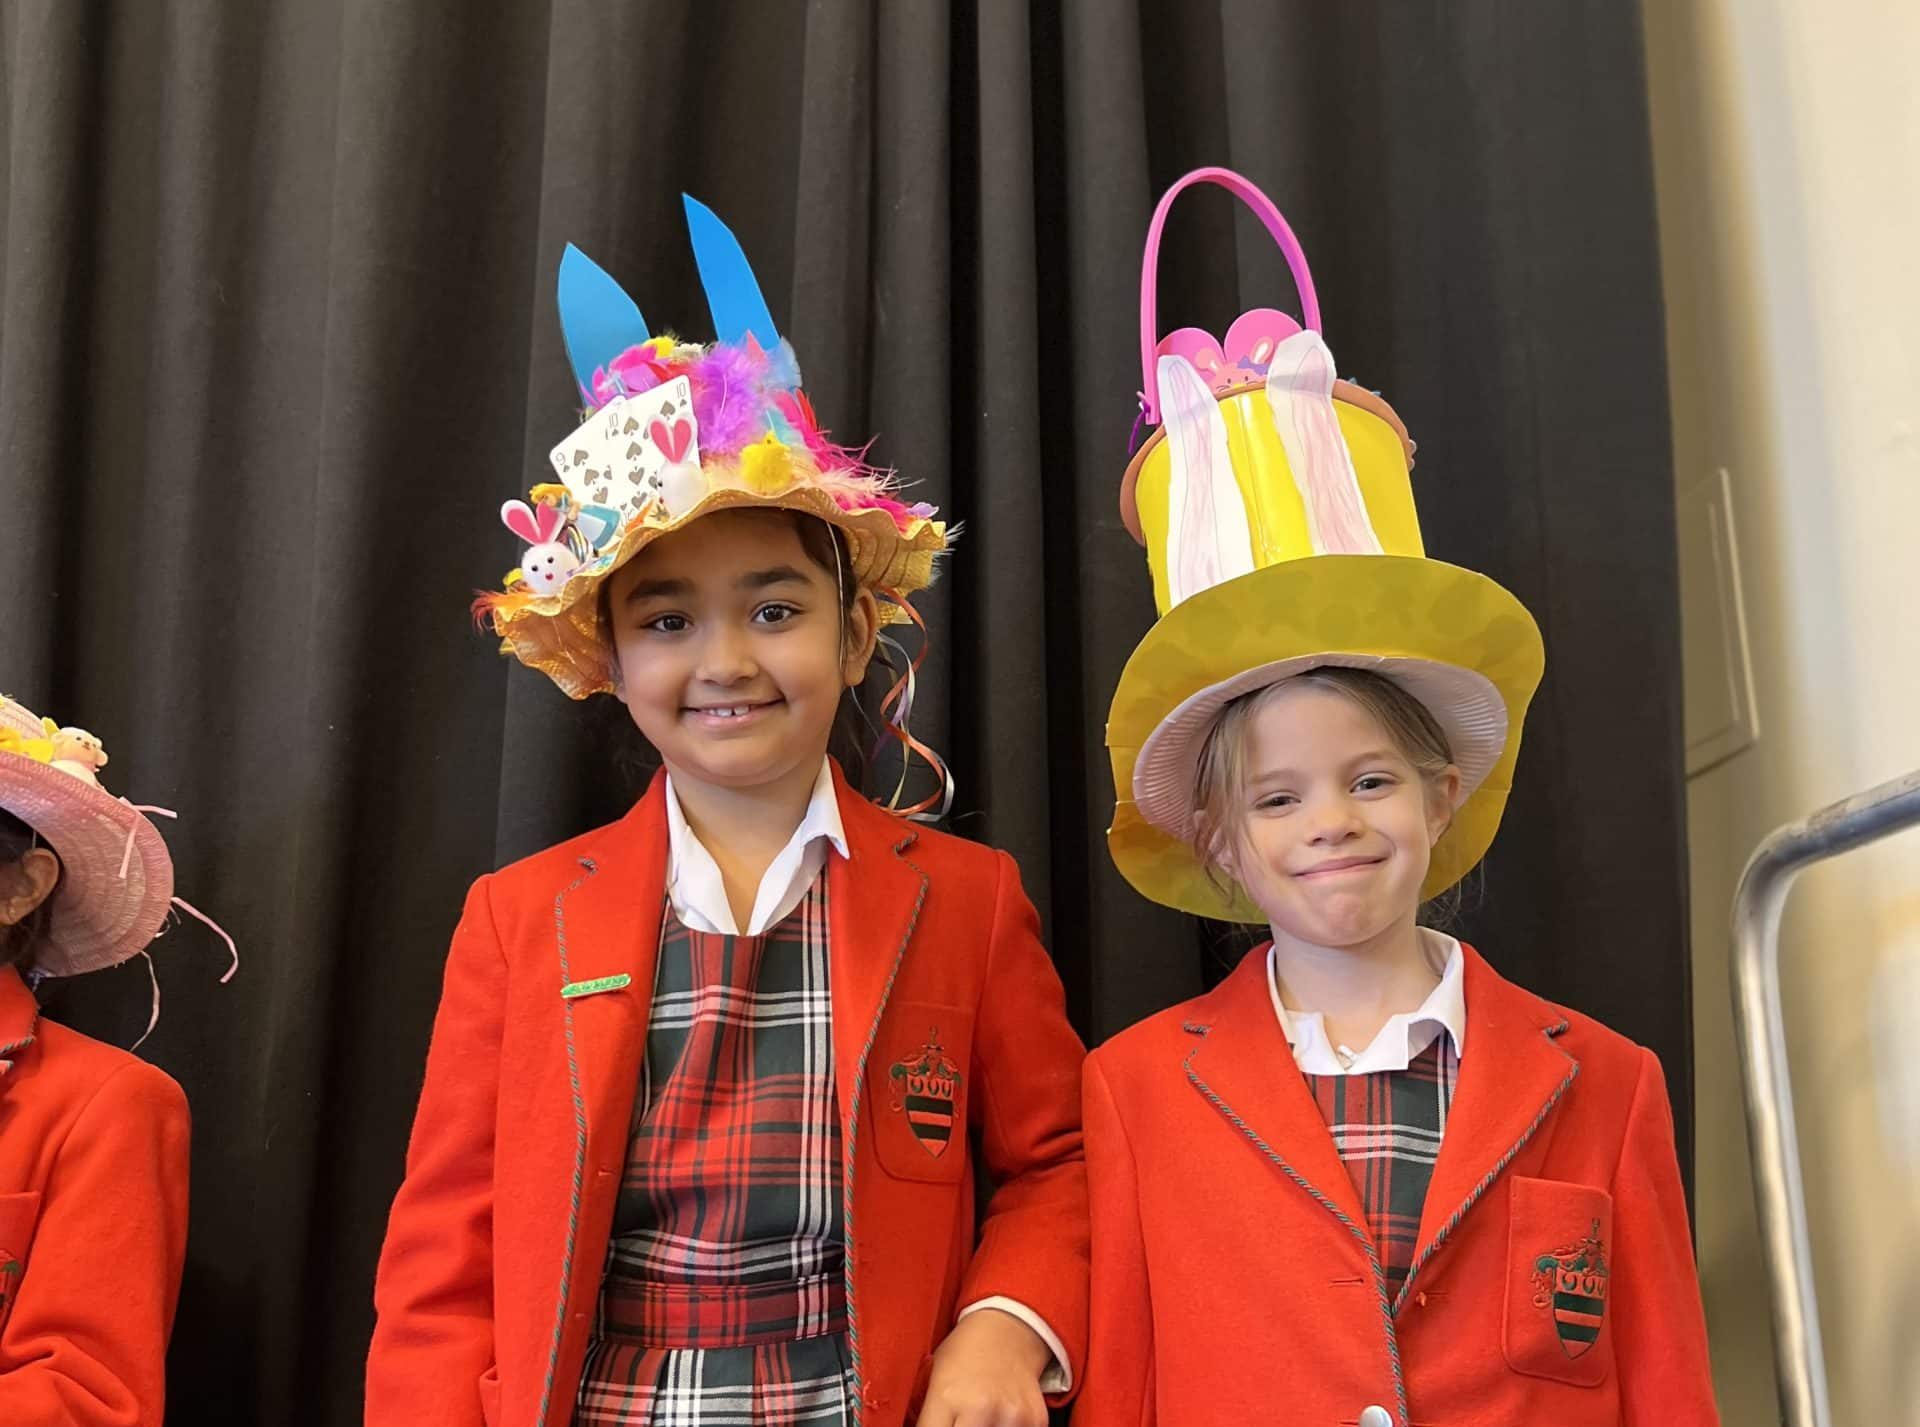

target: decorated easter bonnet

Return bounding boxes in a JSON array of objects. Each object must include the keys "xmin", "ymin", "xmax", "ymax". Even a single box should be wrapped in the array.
[
  {"xmin": 0, "ymin": 695, "xmax": 212, "ymax": 979},
  {"xmin": 1107, "ymin": 168, "xmax": 1546, "ymax": 921},
  {"xmin": 476, "ymin": 196, "xmax": 950, "ymax": 699}
]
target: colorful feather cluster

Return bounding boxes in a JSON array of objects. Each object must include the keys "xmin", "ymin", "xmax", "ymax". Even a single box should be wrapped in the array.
[{"xmin": 579, "ymin": 335, "xmax": 934, "ymax": 529}]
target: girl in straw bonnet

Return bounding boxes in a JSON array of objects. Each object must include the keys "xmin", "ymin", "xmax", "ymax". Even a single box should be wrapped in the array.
[
  {"xmin": 1073, "ymin": 169, "xmax": 1718, "ymax": 1427},
  {"xmin": 0, "ymin": 694, "xmax": 204, "ymax": 1422},
  {"xmin": 367, "ymin": 198, "xmax": 1087, "ymax": 1427}
]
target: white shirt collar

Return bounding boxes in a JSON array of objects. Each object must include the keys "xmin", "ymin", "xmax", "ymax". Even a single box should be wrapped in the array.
[
  {"xmin": 1267, "ymin": 930, "xmax": 1467, "ymax": 1075},
  {"xmin": 664, "ymin": 758, "xmax": 848, "ymax": 935}
]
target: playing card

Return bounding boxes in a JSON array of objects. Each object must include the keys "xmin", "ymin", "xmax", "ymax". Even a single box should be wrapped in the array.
[{"xmin": 547, "ymin": 376, "xmax": 700, "ymax": 525}]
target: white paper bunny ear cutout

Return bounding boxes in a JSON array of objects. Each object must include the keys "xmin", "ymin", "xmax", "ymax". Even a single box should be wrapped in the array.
[
  {"xmin": 1158, "ymin": 352, "xmax": 1255, "ymax": 607},
  {"xmin": 1264, "ymin": 330, "xmax": 1382, "ymax": 556}
]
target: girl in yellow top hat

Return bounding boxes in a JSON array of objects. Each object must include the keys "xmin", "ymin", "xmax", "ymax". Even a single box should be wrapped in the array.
[{"xmin": 1074, "ymin": 169, "xmax": 1718, "ymax": 1427}]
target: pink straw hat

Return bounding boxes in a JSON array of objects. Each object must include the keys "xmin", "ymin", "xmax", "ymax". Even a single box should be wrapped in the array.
[{"xmin": 0, "ymin": 695, "xmax": 178, "ymax": 977}]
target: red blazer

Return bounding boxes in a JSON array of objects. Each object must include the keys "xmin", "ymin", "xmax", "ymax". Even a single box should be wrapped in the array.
[
  {"xmin": 1075, "ymin": 944, "xmax": 1719, "ymax": 1427},
  {"xmin": 0, "ymin": 967, "xmax": 191, "ymax": 1425},
  {"xmin": 367, "ymin": 765, "xmax": 1089, "ymax": 1427}
]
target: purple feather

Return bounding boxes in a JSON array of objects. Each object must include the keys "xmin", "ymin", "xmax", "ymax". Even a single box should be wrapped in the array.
[{"xmin": 686, "ymin": 342, "xmax": 773, "ymax": 455}]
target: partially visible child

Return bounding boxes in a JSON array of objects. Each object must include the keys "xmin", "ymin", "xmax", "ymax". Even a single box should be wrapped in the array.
[{"xmin": 0, "ymin": 695, "xmax": 195, "ymax": 1423}]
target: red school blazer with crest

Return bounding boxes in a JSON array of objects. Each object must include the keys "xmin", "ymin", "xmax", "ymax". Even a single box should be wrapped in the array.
[
  {"xmin": 1073, "ymin": 945, "xmax": 1719, "ymax": 1427},
  {"xmin": 0, "ymin": 966, "xmax": 192, "ymax": 1425},
  {"xmin": 366, "ymin": 764, "xmax": 1090, "ymax": 1427}
]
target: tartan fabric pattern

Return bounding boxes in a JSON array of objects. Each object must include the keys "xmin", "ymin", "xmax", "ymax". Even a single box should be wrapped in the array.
[
  {"xmin": 1301, "ymin": 1035, "xmax": 1459, "ymax": 1301},
  {"xmin": 574, "ymin": 882, "xmax": 852, "ymax": 1426}
]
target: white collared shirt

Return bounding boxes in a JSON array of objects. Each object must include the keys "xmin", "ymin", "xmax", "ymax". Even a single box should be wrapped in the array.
[
  {"xmin": 664, "ymin": 760, "xmax": 848, "ymax": 934},
  {"xmin": 1267, "ymin": 930, "xmax": 1467, "ymax": 1075},
  {"xmin": 660, "ymin": 759, "xmax": 1072, "ymax": 1389}
]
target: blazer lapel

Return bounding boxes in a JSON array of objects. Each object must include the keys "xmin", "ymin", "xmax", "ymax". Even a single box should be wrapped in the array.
[
  {"xmin": 1181, "ymin": 951, "xmax": 1374, "ymax": 1238},
  {"xmin": 1400, "ymin": 945, "xmax": 1579, "ymax": 1306},
  {"xmin": 825, "ymin": 767, "xmax": 930, "ymax": 1135},
  {"xmin": 553, "ymin": 774, "xmax": 670, "ymax": 1156}
]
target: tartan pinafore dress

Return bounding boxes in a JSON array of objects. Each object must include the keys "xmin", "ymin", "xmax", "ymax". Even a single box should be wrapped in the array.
[
  {"xmin": 573, "ymin": 878, "xmax": 852, "ymax": 1426},
  {"xmin": 1301, "ymin": 1035, "xmax": 1460, "ymax": 1299}
]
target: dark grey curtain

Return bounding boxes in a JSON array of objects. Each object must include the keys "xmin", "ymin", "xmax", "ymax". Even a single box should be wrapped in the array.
[{"xmin": 0, "ymin": 2, "xmax": 1686, "ymax": 1422}]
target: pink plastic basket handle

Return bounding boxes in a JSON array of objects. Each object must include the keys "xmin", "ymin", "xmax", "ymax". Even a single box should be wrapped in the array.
[{"xmin": 1138, "ymin": 166, "xmax": 1321, "ymax": 424}]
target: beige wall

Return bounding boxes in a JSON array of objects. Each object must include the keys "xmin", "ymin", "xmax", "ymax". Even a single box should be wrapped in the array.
[{"xmin": 1643, "ymin": 0, "xmax": 1920, "ymax": 1422}]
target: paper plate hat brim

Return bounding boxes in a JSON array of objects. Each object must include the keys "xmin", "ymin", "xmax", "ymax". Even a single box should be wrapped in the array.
[{"xmin": 1106, "ymin": 554, "xmax": 1545, "ymax": 922}]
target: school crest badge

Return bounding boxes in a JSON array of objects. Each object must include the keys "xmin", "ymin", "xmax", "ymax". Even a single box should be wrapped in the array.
[
  {"xmin": 1531, "ymin": 1218, "xmax": 1609, "ymax": 1358},
  {"xmin": 0, "ymin": 1250, "xmax": 20, "ymax": 1331},
  {"xmin": 888, "ymin": 1029, "xmax": 962, "ymax": 1159}
]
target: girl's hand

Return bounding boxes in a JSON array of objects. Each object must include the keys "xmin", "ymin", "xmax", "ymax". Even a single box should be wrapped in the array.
[{"xmin": 915, "ymin": 1308, "xmax": 1053, "ymax": 1427}]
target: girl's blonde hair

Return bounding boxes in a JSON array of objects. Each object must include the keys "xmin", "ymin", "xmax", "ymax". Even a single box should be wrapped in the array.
[{"xmin": 1191, "ymin": 666, "xmax": 1457, "ymax": 894}]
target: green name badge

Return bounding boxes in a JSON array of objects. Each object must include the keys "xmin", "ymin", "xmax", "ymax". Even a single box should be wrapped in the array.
[{"xmin": 561, "ymin": 973, "xmax": 632, "ymax": 1000}]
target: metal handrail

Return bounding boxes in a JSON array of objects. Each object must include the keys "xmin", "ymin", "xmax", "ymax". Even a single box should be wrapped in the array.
[{"xmin": 1730, "ymin": 766, "xmax": 1920, "ymax": 1427}]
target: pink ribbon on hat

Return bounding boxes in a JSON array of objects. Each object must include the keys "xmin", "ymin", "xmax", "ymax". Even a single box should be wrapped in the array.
[
  {"xmin": 118, "ymin": 800, "xmax": 239, "ymax": 982},
  {"xmin": 114, "ymin": 799, "xmax": 238, "ymax": 1050}
]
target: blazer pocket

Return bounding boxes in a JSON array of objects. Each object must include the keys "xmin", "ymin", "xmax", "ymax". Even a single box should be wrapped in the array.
[
  {"xmin": 0, "ymin": 1191, "xmax": 43, "ymax": 1332},
  {"xmin": 867, "ymin": 1003, "xmax": 974, "ymax": 1184},
  {"xmin": 1503, "ymin": 1175, "xmax": 1614, "ymax": 1387}
]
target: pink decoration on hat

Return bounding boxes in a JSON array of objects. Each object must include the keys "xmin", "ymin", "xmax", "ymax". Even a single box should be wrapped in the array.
[{"xmin": 1156, "ymin": 307, "xmax": 1305, "ymax": 397}]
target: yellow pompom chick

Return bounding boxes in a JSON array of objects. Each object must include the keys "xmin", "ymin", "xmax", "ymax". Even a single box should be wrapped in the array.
[{"xmin": 737, "ymin": 433, "xmax": 797, "ymax": 496}]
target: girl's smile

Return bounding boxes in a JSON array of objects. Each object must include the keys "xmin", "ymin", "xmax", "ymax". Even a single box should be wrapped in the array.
[{"xmin": 682, "ymin": 697, "xmax": 784, "ymax": 730}]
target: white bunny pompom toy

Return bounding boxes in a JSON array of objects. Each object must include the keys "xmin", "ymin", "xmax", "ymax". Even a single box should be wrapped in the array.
[{"xmin": 501, "ymin": 499, "xmax": 584, "ymax": 596}]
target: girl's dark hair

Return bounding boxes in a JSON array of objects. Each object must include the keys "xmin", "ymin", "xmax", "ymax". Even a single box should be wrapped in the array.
[
  {"xmin": 788, "ymin": 514, "xmax": 882, "ymax": 787},
  {"xmin": 0, "ymin": 808, "xmax": 61, "ymax": 974}
]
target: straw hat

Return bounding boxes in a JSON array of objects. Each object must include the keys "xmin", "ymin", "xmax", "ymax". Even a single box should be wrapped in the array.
[
  {"xmin": 475, "ymin": 197, "xmax": 949, "ymax": 699},
  {"xmin": 0, "ymin": 696, "xmax": 174, "ymax": 977}
]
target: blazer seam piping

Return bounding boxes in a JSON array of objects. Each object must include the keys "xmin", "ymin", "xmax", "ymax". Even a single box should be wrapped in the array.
[
  {"xmin": 1393, "ymin": 1022, "xmax": 1579, "ymax": 1316},
  {"xmin": 534, "ymin": 856, "xmax": 600, "ymax": 1427},
  {"xmin": 843, "ymin": 832, "xmax": 926, "ymax": 1427},
  {"xmin": 1186, "ymin": 1048, "xmax": 1409, "ymax": 1427}
]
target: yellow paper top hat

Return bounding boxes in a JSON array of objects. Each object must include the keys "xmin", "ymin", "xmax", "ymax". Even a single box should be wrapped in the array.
[{"xmin": 1108, "ymin": 168, "xmax": 1545, "ymax": 921}]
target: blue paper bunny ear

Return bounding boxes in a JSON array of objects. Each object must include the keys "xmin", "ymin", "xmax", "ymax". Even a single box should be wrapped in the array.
[
  {"xmin": 683, "ymin": 195, "xmax": 780, "ymax": 351},
  {"xmin": 556, "ymin": 244, "xmax": 651, "ymax": 397}
]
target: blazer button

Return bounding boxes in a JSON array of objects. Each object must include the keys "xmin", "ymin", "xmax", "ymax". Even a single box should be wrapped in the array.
[{"xmin": 1358, "ymin": 1406, "xmax": 1394, "ymax": 1427}]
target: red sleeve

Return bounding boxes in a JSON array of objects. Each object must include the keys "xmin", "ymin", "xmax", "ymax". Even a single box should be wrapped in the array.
[
  {"xmin": 366, "ymin": 877, "xmax": 505, "ymax": 1427},
  {"xmin": 954, "ymin": 850, "xmax": 1090, "ymax": 1401},
  {"xmin": 0, "ymin": 1061, "xmax": 190, "ymax": 1426},
  {"xmin": 1070, "ymin": 1052, "xmax": 1155, "ymax": 1427},
  {"xmin": 1611, "ymin": 1046, "xmax": 1721, "ymax": 1425}
]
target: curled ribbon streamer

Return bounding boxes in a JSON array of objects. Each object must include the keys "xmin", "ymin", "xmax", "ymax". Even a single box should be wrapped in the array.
[
  {"xmin": 119, "ymin": 800, "xmax": 240, "ymax": 983},
  {"xmin": 871, "ymin": 590, "xmax": 955, "ymax": 823},
  {"xmin": 130, "ymin": 949, "xmax": 162, "ymax": 1051},
  {"xmin": 119, "ymin": 801, "xmax": 178, "ymax": 880},
  {"xmin": 170, "ymin": 897, "xmax": 239, "ymax": 984}
]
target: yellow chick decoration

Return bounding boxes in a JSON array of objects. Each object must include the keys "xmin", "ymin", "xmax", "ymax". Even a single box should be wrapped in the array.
[
  {"xmin": 737, "ymin": 433, "xmax": 797, "ymax": 496},
  {"xmin": 0, "ymin": 726, "xmax": 55, "ymax": 764}
]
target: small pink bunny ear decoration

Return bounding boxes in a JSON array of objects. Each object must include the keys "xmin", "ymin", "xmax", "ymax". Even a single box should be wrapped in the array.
[
  {"xmin": 501, "ymin": 500, "xmax": 543, "ymax": 544},
  {"xmin": 1222, "ymin": 308, "xmax": 1303, "ymax": 375}
]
